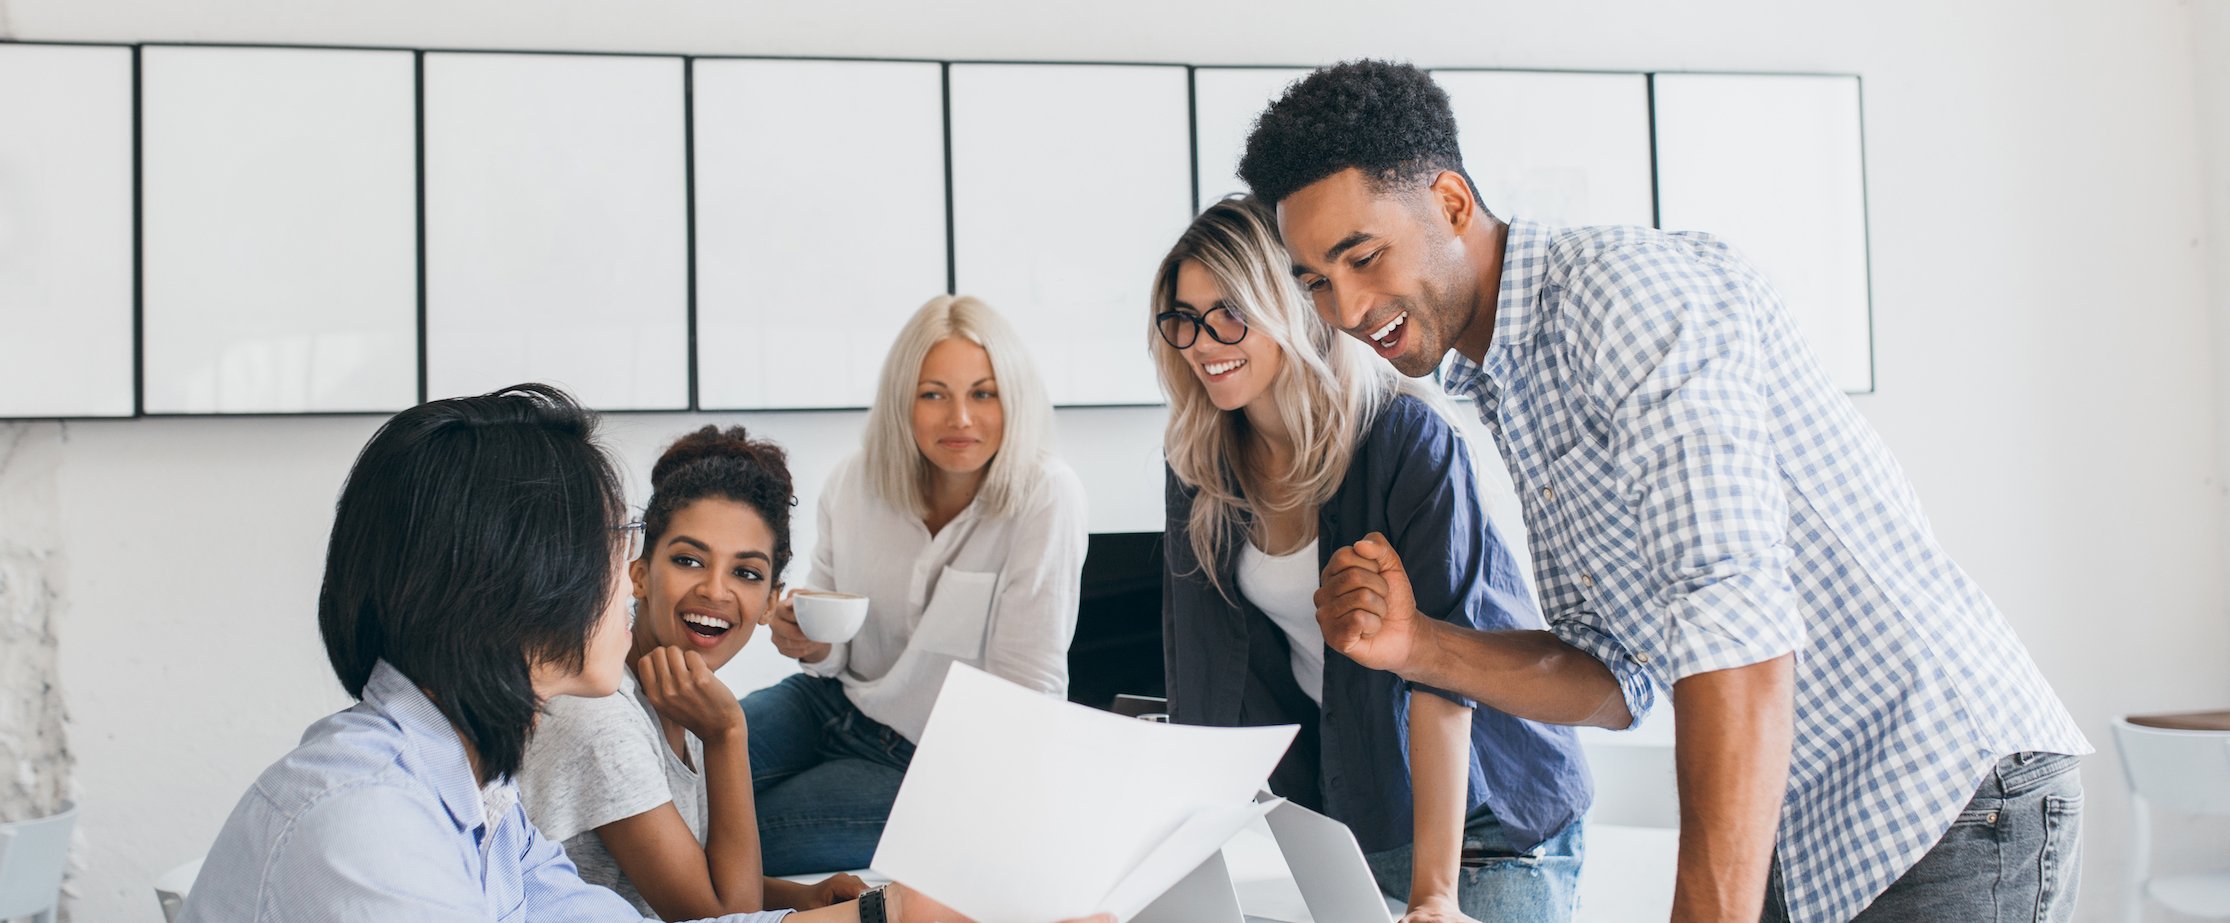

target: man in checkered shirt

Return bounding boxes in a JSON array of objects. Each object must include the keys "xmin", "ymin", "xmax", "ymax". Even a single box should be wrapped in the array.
[{"xmin": 1242, "ymin": 61, "xmax": 2091, "ymax": 923}]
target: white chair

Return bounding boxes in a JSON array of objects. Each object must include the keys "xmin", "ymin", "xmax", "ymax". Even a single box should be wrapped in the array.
[
  {"xmin": 0, "ymin": 800, "xmax": 77, "ymax": 923},
  {"xmin": 153, "ymin": 855, "xmax": 205, "ymax": 923},
  {"xmin": 2112, "ymin": 716, "xmax": 2230, "ymax": 922}
]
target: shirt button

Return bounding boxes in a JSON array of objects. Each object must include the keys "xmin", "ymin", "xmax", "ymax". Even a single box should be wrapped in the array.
[
  {"xmin": 1581, "ymin": 574, "xmax": 1595, "ymax": 588},
  {"xmin": 1633, "ymin": 651, "xmax": 1652, "ymax": 664},
  {"xmin": 1541, "ymin": 487, "xmax": 1555, "ymax": 500}
]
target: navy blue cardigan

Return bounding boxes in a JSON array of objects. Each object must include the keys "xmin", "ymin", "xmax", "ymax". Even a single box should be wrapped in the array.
[{"xmin": 1161, "ymin": 394, "xmax": 1592, "ymax": 853}]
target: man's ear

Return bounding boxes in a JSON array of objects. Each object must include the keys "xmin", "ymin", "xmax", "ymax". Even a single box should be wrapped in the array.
[{"xmin": 1430, "ymin": 170, "xmax": 1477, "ymax": 236}]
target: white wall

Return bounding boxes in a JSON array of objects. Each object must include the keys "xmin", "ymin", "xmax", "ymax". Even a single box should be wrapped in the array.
[
  {"xmin": 2203, "ymin": 3, "xmax": 2230, "ymax": 594},
  {"xmin": 3, "ymin": 1, "xmax": 2225, "ymax": 920},
  {"xmin": 2183, "ymin": 4, "xmax": 2230, "ymax": 915}
]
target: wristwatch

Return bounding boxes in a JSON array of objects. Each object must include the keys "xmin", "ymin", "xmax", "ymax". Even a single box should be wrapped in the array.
[{"xmin": 857, "ymin": 885, "xmax": 889, "ymax": 923}]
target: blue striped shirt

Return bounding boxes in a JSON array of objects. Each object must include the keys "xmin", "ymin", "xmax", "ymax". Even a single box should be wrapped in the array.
[
  {"xmin": 179, "ymin": 660, "xmax": 790, "ymax": 923},
  {"xmin": 1447, "ymin": 219, "xmax": 2089, "ymax": 922}
]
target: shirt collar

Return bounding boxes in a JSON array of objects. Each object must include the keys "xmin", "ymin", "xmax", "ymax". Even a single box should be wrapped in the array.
[
  {"xmin": 362, "ymin": 659, "xmax": 499, "ymax": 835},
  {"xmin": 618, "ymin": 667, "xmax": 665, "ymax": 733},
  {"xmin": 1459, "ymin": 217, "xmax": 1554, "ymax": 395}
]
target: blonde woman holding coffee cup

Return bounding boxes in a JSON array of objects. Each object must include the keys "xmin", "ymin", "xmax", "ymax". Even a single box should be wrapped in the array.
[
  {"xmin": 744, "ymin": 294, "xmax": 1088, "ymax": 875},
  {"xmin": 789, "ymin": 590, "xmax": 869, "ymax": 644}
]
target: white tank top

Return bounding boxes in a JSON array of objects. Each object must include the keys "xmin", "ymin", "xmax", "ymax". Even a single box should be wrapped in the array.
[{"xmin": 1236, "ymin": 538, "xmax": 1325, "ymax": 705}]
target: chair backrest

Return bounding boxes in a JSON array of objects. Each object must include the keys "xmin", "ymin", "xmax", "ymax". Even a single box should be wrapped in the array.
[
  {"xmin": 2112, "ymin": 718, "xmax": 2230, "ymax": 816},
  {"xmin": 0, "ymin": 800, "xmax": 78, "ymax": 919},
  {"xmin": 153, "ymin": 855, "xmax": 206, "ymax": 923}
]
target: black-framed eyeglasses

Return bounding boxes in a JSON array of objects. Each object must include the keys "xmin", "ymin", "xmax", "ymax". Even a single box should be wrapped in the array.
[{"xmin": 1155, "ymin": 305, "xmax": 1249, "ymax": 349}]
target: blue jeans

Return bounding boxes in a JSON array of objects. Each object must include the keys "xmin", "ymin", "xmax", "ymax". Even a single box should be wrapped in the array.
[
  {"xmin": 740, "ymin": 674, "xmax": 916, "ymax": 875},
  {"xmin": 1762, "ymin": 752, "xmax": 2084, "ymax": 922},
  {"xmin": 1363, "ymin": 806, "xmax": 1584, "ymax": 921}
]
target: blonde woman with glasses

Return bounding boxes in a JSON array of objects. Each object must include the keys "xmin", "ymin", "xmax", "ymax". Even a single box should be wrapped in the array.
[
  {"xmin": 741, "ymin": 295, "xmax": 1088, "ymax": 876},
  {"xmin": 1153, "ymin": 197, "xmax": 1589, "ymax": 923}
]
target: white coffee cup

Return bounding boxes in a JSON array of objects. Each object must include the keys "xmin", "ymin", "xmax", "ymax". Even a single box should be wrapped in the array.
[{"xmin": 791, "ymin": 589, "xmax": 869, "ymax": 643}]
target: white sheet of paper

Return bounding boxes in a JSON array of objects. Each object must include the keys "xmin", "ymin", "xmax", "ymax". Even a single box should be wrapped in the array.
[
  {"xmin": 871, "ymin": 664, "xmax": 1297, "ymax": 923},
  {"xmin": 1098, "ymin": 799, "xmax": 1277, "ymax": 920}
]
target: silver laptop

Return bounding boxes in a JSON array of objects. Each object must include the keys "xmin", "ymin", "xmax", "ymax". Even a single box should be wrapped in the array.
[
  {"xmin": 1259, "ymin": 794, "xmax": 1402, "ymax": 923},
  {"xmin": 1132, "ymin": 848, "xmax": 1245, "ymax": 923}
]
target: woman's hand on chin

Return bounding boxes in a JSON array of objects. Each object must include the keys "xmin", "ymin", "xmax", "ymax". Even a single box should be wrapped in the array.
[{"xmin": 635, "ymin": 646, "xmax": 745, "ymax": 744}]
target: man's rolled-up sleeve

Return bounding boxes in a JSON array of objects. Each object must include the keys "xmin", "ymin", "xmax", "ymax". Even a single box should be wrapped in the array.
[{"xmin": 1566, "ymin": 243, "xmax": 1804, "ymax": 688}]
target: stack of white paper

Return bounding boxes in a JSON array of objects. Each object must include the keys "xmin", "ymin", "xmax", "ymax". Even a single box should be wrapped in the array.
[{"xmin": 871, "ymin": 664, "xmax": 1298, "ymax": 923}]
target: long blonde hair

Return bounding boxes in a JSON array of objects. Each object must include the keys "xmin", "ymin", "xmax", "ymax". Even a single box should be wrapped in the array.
[
  {"xmin": 864, "ymin": 294, "xmax": 1053, "ymax": 520},
  {"xmin": 1151, "ymin": 195, "xmax": 1450, "ymax": 595}
]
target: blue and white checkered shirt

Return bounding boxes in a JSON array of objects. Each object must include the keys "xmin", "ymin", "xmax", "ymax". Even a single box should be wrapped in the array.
[{"xmin": 1447, "ymin": 219, "xmax": 2090, "ymax": 923}]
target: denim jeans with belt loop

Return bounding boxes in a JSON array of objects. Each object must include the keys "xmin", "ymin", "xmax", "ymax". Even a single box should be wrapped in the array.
[{"xmin": 1762, "ymin": 751, "xmax": 2084, "ymax": 923}]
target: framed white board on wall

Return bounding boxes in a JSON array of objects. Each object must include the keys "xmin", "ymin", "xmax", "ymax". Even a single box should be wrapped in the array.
[
  {"xmin": 423, "ymin": 51, "xmax": 691, "ymax": 411},
  {"xmin": 1433, "ymin": 69, "xmax": 1656, "ymax": 229},
  {"xmin": 1191, "ymin": 67, "xmax": 1310, "ymax": 211},
  {"xmin": 1653, "ymin": 73, "xmax": 1874, "ymax": 393},
  {"xmin": 140, "ymin": 45, "xmax": 419, "ymax": 415},
  {"xmin": 0, "ymin": 43, "xmax": 135, "ymax": 419},
  {"xmin": 0, "ymin": 40, "xmax": 1884, "ymax": 418},
  {"xmin": 950, "ymin": 63, "xmax": 1193, "ymax": 407},
  {"xmin": 692, "ymin": 58, "xmax": 949, "ymax": 411}
]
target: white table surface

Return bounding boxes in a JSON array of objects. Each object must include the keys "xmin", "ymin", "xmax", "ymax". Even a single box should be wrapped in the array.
[{"xmin": 788, "ymin": 813, "xmax": 1674, "ymax": 923}]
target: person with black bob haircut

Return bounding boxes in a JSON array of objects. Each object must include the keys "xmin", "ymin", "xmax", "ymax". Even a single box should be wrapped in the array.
[
  {"xmin": 1244, "ymin": 60, "xmax": 2089, "ymax": 923},
  {"xmin": 179, "ymin": 383, "xmax": 1108, "ymax": 923},
  {"xmin": 318, "ymin": 381, "xmax": 633, "ymax": 783}
]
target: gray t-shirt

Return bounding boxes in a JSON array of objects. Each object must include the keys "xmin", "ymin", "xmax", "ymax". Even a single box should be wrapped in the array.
[{"xmin": 520, "ymin": 669, "xmax": 706, "ymax": 918}]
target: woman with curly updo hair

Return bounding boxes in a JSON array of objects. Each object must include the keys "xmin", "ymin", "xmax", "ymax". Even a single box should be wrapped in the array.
[{"xmin": 522, "ymin": 426, "xmax": 866, "ymax": 919}]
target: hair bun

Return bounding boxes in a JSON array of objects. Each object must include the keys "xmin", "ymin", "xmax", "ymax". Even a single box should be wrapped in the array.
[
  {"xmin": 642, "ymin": 424, "xmax": 798, "ymax": 582},
  {"xmin": 650, "ymin": 425, "xmax": 789, "ymax": 492}
]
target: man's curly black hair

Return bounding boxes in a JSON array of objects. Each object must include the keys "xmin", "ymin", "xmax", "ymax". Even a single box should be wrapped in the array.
[{"xmin": 1238, "ymin": 59, "xmax": 1479, "ymax": 209}]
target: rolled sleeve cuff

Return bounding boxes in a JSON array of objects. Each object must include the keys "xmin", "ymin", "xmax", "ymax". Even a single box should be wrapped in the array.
[
  {"xmin": 799, "ymin": 641, "xmax": 848, "ymax": 678},
  {"xmin": 1657, "ymin": 574, "xmax": 1804, "ymax": 684},
  {"xmin": 1405, "ymin": 680, "xmax": 1478, "ymax": 710},
  {"xmin": 1551, "ymin": 616, "xmax": 1658, "ymax": 730}
]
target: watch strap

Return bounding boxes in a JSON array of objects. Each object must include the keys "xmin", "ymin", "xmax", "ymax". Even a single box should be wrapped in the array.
[{"xmin": 857, "ymin": 884, "xmax": 888, "ymax": 923}]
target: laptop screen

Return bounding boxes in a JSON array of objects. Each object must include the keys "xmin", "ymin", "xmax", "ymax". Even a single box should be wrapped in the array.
[{"xmin": 1066, "ymin": 530, "xmax": 1164, "ymax": 712}]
